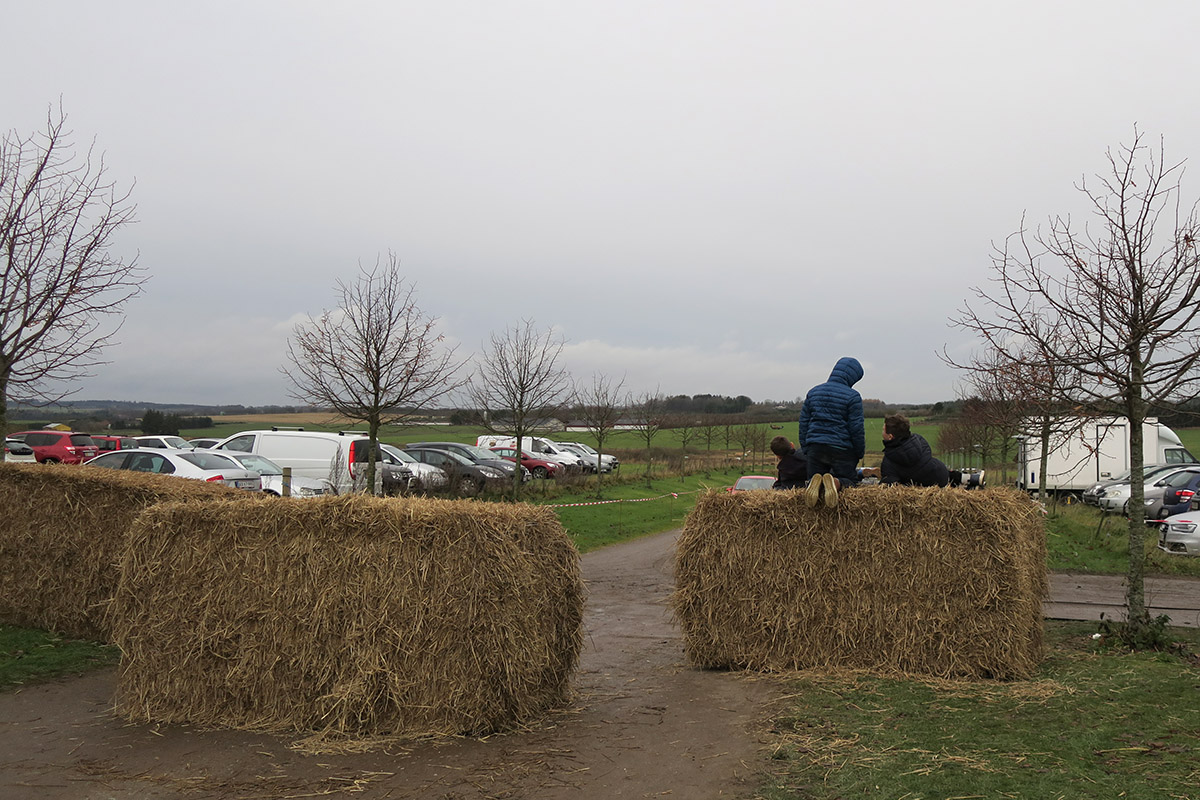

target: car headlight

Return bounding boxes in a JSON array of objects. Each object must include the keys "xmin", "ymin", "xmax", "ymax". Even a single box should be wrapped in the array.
[
  {"xmin": 479, "ymin": 467, "xmax": 504, "ymax": 478},
  {"xmin": 1168, "ymin": 522, "xmax": 1197, "ymax": 533}
]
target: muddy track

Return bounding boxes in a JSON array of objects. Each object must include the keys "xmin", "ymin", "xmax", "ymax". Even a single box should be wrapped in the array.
[{"xmin": 0, "ymin": 529, "xmax": 777, "ymax": 799}]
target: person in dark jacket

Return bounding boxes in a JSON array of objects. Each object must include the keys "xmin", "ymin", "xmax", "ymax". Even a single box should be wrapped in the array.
[
  {"xmin": 798, "ymin": 357, "xmax": 866, "ymax": 501},
  {"xmin": 878, "ymin": 414, "xmax": 951, "ymax": 487},
  {"xmin": 770, "ymin": 436, "xmax": 808, "ymax": 489}
]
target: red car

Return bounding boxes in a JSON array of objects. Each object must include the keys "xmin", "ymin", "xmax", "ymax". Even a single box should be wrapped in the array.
[
  {"xmin": 489, "ymin": 446, "xmax": 560, "ymax": 479},
  {"xmin": 8, "ymin": 430, "xmax": 100, "ymax": 464},
  {"xmin": 91, "ymin": 435, "xmax": 140, "ymax": 455}
]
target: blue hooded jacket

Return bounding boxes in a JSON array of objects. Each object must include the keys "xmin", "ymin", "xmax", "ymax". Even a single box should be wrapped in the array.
[{"xmin": 797, "ymin": 357, "xmax": 865, "ymax": 460}]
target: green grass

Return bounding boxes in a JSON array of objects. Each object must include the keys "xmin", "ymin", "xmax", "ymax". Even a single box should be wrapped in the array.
[
  {"xmin": 0, "ymin": 625, "xmax": 119, "ymax": 689},
  {"xmin": 539, "ymin": 467, "xmax": 743, "ymax": 552},
  {"xmin": 758, "ymin": 621, "xmax": 1200, "ymax": 800},
  {"xmin": 1046, "ymin": 502, "xmax": 1200, "ymax": 577}
]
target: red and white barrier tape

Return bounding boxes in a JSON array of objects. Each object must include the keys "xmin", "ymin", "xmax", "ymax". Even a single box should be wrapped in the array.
[{"xmin": 546, "ymin": 489, "xmax": 701, "ymax": 509}]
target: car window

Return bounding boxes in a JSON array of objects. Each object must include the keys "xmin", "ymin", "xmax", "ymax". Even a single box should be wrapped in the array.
[
  {"xmin": 231, "ymin": 453, "xmax": 282, "ymax": 474},
  {"xmin": 87, "ymin": 452, "xmax": 129, "ymax": 469},
  {"xmin": 127, "ymin": 453, "xmax": 175, "ymax": 474},
  {"xmin": 181, "ymin": 452, "xmax": 239, "ymax": 470},
  {"xmin": 220, "ymin": 434, "xmax": 257, "ymax": 453},
  {"xmin": 1163, "ymin": 470, "xmax": 1200, "ymax": 488}
]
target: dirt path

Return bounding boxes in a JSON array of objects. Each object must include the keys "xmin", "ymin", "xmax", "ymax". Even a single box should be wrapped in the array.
[{"xmin": 0, "ymin": 530, "xmax": 778, "ymax": 799}]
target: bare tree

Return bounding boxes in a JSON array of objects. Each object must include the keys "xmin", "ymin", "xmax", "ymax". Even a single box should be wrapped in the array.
[
  {"xmin": 574, "ymin": 371, "xmax": 625, "ymax": 495},
  {"xmin": 669, "ymin": 413, "xmax": 701, "ymax": 452},
  {"xmin": 952, "ymin": 130, "xmax": 1200, "ymax": 632},
  {"xmin": 628, "ymin": 390, "xmax": 667, "ymax": 475},
  {"xmin": 467, "ymin": 320, "xmax": 574, "ymax": 498},
  {"xmin": 285, "ymin": 255, "xmax": 463, "ymax": 493},
  {"xmin": 0, "ymin": 108, "xmax": 142, "ymax": 432}
]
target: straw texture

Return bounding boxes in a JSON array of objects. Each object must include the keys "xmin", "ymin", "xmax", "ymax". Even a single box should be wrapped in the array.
[
  {"xmin": 0, "ymin": 462, "xmax": 242, "ymax": 640},
  {"xmin": 110, "ymin": 494, "xmax": 584, "ymax": 738},
  {"xmin": 673, "ymin": 486, "xmax": 1047, "ymax": 679}
]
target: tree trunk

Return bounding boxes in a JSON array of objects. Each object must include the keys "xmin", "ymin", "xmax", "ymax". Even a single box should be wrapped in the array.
[{"xmin": 1126, "ymin": 390, "xmax": 1149, "ymax": 627}]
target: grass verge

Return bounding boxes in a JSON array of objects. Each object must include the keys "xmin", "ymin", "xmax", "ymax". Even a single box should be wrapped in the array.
[
  {"xmin": 541, "ymin": 467, "xmax": 742, "ymax": 552},
  {"xmin": 1046, "ymin": 502, "xmax": 1200, "ymax": 577},
  {"xmin": 0, "ymin": 625, "xmax": 119, "ymax": 690},
  {"xmin": 757, "ymin": 621, "xmax": 1200, "ymax": 800}
]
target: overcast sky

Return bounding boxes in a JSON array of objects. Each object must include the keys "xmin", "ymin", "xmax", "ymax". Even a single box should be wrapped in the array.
[{"xmin": 6, "ymin": 1, "xmax": 1200, "ymax": 407}]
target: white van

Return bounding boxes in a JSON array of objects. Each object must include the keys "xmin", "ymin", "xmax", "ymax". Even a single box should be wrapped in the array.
[
  {"xmin": 475, "ymin": 434, "xmax": 585, "ymax": 469},
  {"xmin": 213, "ymin": 429, "xmax": 385, "ymax": 494}
]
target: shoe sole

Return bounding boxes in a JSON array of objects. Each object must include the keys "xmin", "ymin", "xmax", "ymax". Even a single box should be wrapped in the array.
[
  {"xmin": 805, "ymin": 476, "xmax": 822, "ymax": 508},
  {"xmin": 822, "ymin": 473, "xmax": 839, "ymax": 508}
]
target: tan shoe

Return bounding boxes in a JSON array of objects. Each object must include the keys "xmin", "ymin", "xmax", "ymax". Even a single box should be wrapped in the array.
[
  {"xmin": 822, "ymin": 473, "xmax": 840, "ymax": 508},
  {"xmin": 805, "ymin": 475, "xmax": 823, "ymax": 508}
]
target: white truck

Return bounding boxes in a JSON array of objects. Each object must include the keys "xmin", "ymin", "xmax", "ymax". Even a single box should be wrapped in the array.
[{"xmin": 1016, "ymin": 416, "xmax": 1196, "ymax": 497}]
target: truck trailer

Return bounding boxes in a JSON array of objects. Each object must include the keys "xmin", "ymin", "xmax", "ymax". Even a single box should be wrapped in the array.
[{"xmin": 1016, "ymin": 416, "xmax": 1196, "ymax": 498}]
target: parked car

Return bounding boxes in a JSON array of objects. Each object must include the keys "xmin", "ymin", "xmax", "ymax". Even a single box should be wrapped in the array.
[
  {"xmin": 217, "ymin": 451, "xmax": 336, "ymax": 497},
  {"xmin": 1098, "ymin": 464, "xmax": 1200, "ymax": 514},
  {"xmin": 407, "ymin": 441, "xmax": 528, "ymax": 482},
  {"xmin": 727, "ymin": 475, "xmax": 775, "ymax": 493},
  {"xmin": 475, "ymin": 435, "xmax": 586, "ymax": 471},
  {"xmin": 8, "ymin": 430, "xmax": 100, "ymax": 464},
  {"xmin": 133, "ymin": 435, "xmax": 195, "ymax": 450},
  {"xmin": 211, "ymin": 429, "xmax": 385, "ymax": 494},
  {"xmin": 1158, "ymin": 514, "xmax": 1200, "ymax": 556},
  {"xmin": 187, "ymin": 437, "xmax": 221, "ymax": 449},
  {"xmin": 1143, "ymin": 467, "xmax": 1200, "ymax": 520},
  {"xmin": 557, "ymin": 441, "xmax": 619, "ymax": 473},
  {"xmin": 1085, "ymin": 464, "xmax": 1192, "ymax": 507},
  {"xmin": 84, "ymin": 448, "xmax": 262, "ymax": 490},
  {"xmin": 3, "ymin": 438, "xmax": 36, "ymax": 463},
  {"xmin": 488, "ymin": 446, "xmax": 559, "ymax": 479},
  {"xmin": 554, "ymin": 443, "xmax": 598, "ymax": 472},
  {"xmin": 379, "ymin": 443, "xmax": 447, "ymax": 492},
  {"xmin": 92, "ymin": 435, "xmax": 140, "ymax": 454},
  {"xmin": 403, "ymin": 447, "xmax": 508, "ymax": 496}
]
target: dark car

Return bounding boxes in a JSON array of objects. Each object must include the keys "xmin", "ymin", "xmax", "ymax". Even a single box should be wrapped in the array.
[
  {"xmin": 9, "ymin": 430, "xmax": 100, "ymax": 464},
  {"xmin": 1144, "ymin": 467, "xmax": 1200, "ymax": 520},
  {"xmin": 403, "ymin": 447, "xmax": 509, "ymax": 496},
  {"xmin": 407, "ymin": 441, "xmax": 528, "ymax": 481}
]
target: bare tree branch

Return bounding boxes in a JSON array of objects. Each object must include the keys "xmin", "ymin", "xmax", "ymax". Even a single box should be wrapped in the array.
[
  {"xmin": 0, "ymin": 106, "xmax": 142, "ymax": 431},
  {"xmin": 283, "ymin": 253, "xmax": 464, "ymax": 493}
]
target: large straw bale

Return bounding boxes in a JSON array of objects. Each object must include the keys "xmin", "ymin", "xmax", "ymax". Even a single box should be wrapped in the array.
[
  {"xmin": 673, "ymin": 486, "xmax": 1047, "ymax": 680},
  {"xmin": 0, "ymin": 462, "xmax": 242, "ymax": 640},
  {"xmin": 110, "ymin": 494, "xmax": 584, "ymax": 739}
]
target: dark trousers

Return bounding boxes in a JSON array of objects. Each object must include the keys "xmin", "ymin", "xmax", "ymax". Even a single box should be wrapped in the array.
[{"xmin": 805, "ymin": 443, "xmax": 859, "ymax": 487}]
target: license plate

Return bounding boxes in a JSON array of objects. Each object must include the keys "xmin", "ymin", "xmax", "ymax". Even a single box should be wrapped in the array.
[{"xmin": 234, "ymin": 479, "xmax": 260, "ymax": 491}]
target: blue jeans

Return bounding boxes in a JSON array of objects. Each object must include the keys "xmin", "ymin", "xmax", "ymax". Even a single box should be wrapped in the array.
[{"xmin": 805, "ymin": 443, "xmax": 860, "ymax": 487}]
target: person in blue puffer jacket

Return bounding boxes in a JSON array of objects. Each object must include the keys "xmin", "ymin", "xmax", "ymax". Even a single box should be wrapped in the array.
[{"xmin": 798, "ymin": 357, "xmax": 866, "ymax": 499}]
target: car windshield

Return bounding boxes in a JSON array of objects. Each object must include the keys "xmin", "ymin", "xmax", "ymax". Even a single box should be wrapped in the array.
[
  {"xmin": 181, "ymin": 452, "xmax": 240, "ymax": 470},
  {"xmin": 380, "ymin": 443, "xmax": 417, "ymax": 464},
  {"xmin": 231, "ymin": 453, "xmax": 282, "ymax": 475},
  {"xmin": 460, "ymin": 444, "xmax": 502, "ymax": 461},
  {"xmin": 573, "ymin": 443, "xmax": 598, "ymax": 455},
  {"xmin": 735, "ymin": 476, "xmax": 775, "ymax": 490},
  {"xmin": 428, "ymin": 448, "xmax": 473, "ymax": 466},
  {"xmin": 162, "ymin": 437, "xmax": 192, "ymax": 449}
]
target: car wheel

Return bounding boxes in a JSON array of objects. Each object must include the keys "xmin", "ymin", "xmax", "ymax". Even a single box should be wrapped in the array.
[
  {"xmin": 458, "ymin": 476, "xmax": 483, "ymax": 496},
  {"xmin": 532, "ymin": 466, "xmax": 548, "ymax": 479}
]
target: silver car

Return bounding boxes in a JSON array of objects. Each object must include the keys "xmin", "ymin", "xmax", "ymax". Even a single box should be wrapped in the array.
[
  {"xmin": 1159, "ymin": 514, "xmax": 1200, "ymax": 556},
  {"xmin": 220, "ymin": 451, "xmax": 336, "ymax": 497},
  {"xmin": 380, "ymin": 443, "xmax": 447, "ymax": 491},
  {"xmin": 1098, "ymin": 464, "xmax": 1200, "ymax": 514},
  {"xmin": 85, "ymin": 448, "xmax": 262, "ymax": 491}
]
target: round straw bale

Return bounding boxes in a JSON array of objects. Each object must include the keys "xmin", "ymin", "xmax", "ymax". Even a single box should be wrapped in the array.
[
  {"xmin": 0, "ymin": 461, "xmax": 244, "ymax": 640},
  {"xmin": 673, "ymin": 485, "xmax": 1047, "ymax": 680},
  {"xmin": 110, "ymin": 494, "xmax": 584, "ymax": 739}
]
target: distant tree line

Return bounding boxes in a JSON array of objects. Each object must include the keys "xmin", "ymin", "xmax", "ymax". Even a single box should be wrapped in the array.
[{"xmin": 140, "ymin": 409, "xmax": 212, "ymax": 435}]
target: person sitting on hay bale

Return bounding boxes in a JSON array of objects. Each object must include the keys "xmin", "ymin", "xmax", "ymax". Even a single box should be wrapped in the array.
[
  {"xmin": 872, "ymin": 413, "xmax": 952, "ymax": 487},
  {"xmin": 769, "ymin": 436, "xmax": 808, "ymax": 490},
  {"xmin": 798, "ymin": 356, "xmax": 866, "ymax": 508}
]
